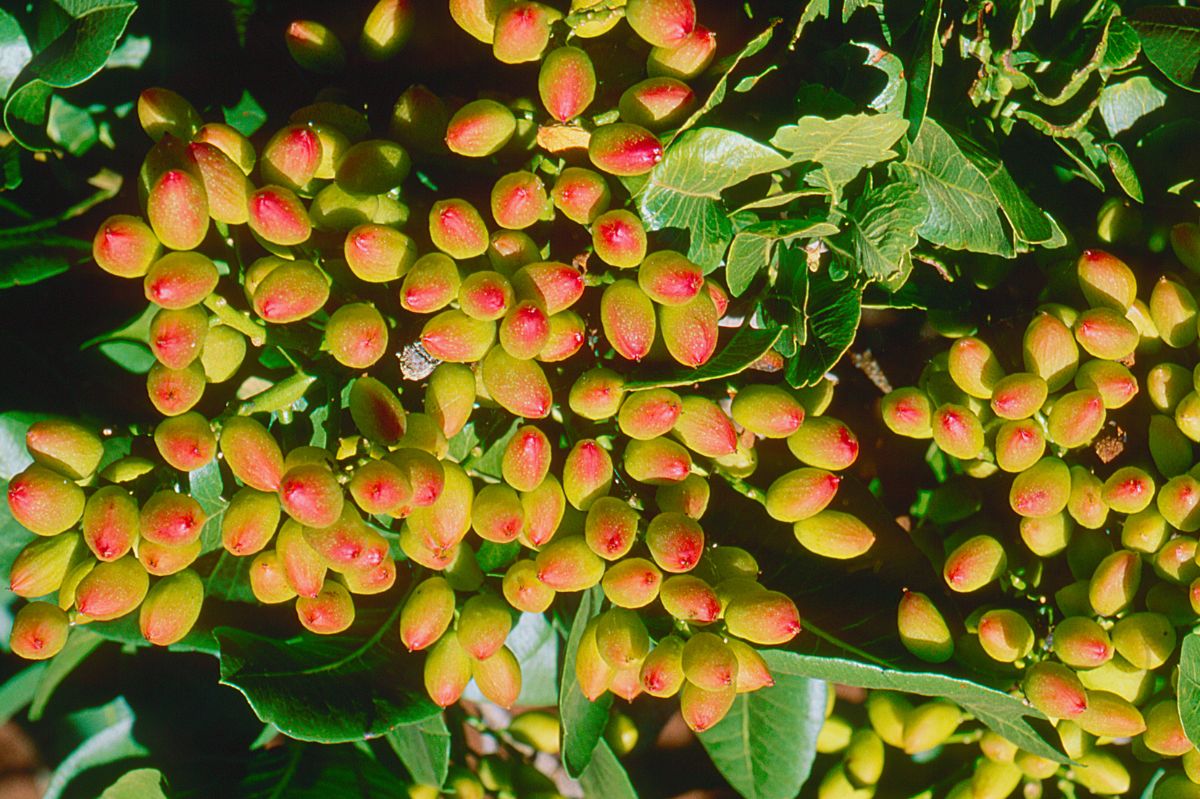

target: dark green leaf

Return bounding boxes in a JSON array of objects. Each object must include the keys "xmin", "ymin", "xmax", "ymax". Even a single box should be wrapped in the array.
[
  {"xmin": 29, "ymin": 628, "xmax": 104, "ymax": 721},
  {"xmin": 205, "ymin": 552, "xmax": 257, "ymax": 603},
  {"xmin": 0, "ymin": 663, "xmax": 48, "ymax": 723},
  {"xmin": 177, "ymin": 742, "xmax": 409, "ymax": 799},
  {"xmin": 698, "ymin": 651, "xmax": 827, "ymax": 799},
  {"xmin": 0, "ymin": 143, "xmax": 20, "ymax": 189},
  {"xmin": 726, "ymin": 230, "xmax": 776, "ymax": 297},
  {"xmin": 626, "ymin": 326, "xmax": 784, "ymax": 390},
  {"xmin": 222, "ymin": 89, "xmax": 267, "ymax": 136},
  {"xmin": 476, "ymin": 540, "xmax": 521, "ymax": 574},
  {"xmin": 97, "ymin": 340, "xmax": 156, "ymax": 374},
  {"xmin": 638, "ymin": 127, "xmax": 791, "ymax": 271},
  {"xmin": 1105, "ymin": 142, "xmax": 1144, "ymax": 203},
  {"xmin": 786, "ymin": 273, "xmax": 861, "ymax": 387},
  {"xmin": 1178, "ymin": 633, "xmax": 1200, "ymax": 746},
  {"xmin": 829, "ymin": 180, "xmax": 928, "ymax": 285},
  {"xmin": 43, "ymin": 697, "xmax": 148, "ymax": 799},
  {"xmin": 386, "ymin": 714, "xmax": 450, "ymax": 787},
  {"xmin": 0, "ymin": 9, "xmax": 31, "ymax": 99},
  {"xmin": 771, "ymin": 113, "xmax": 908, "ymax": 187},
  {"xmin": 780, "ymin": 652, "xmax": 1065, "ymax": 761},
  {"xmin": 99, "ymin": 769, "xmax": 168, "ymax": 799},
  {"xmin": 579, "ymin": 739, "xmax": 637, "ymax": 799},
  {"xmin": 3, "ymin": 1, "xmax": 138, "ymax": 150},
  {"xmin": 1098, "ymin": 76, "xmax": 1168, "ymax": 136},
  {"xmin": 216, "ymin": 606, "xmax": 441, "ymax": 743},
  {"xmin": 1132, "ymin": 7, "xmax": 1200, "ymax": 92},
  {"xmin": 559, "ymin": 586, "xmax": 610, "ymax": 778},
  {"xmin": 0, "ymin": 250, "xmax": 71, "ymax": 289}
]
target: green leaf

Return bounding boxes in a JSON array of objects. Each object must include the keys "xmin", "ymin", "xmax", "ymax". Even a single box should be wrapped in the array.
[
  {"xmin": 0, "ymin": 251, "xmax": 71, "ymax": 289},
  {"xmin": 0, "ymin": 9, "xmax": 32, "ymax": 100},
  {"xmin": 386, "ymin": 714, "xmax": 450, "ymax": 787},
  {"xmin": 99, "ymin": 769, "xmax": 168, "ymax": 799},
  {"xmin": 43, "ymin": 697, "xmax": 148, "ymax": 799},
  {"xmin": 559, "ymin": 586, "xmax": 610, "ymax": 778},
  {"xmin": 216, "ymin": 606, "xmax": 442, "ymax": 743},
  {"xmin": 104, "ymin": 34, "xmax": 150, "ymax": 69},
  {"xmin": 1099, "ymin": 76, "xmax": 1168, "ymax": 136},
  {"xmin": 903, "ymin": 0, "xmax": 943, "ymax": 138},
  {"xmin": 780, "ymin": 652, "xmax": 1065, "ymax": 761},
  {"xmin": 191, "ymin": 460, "xmax": 226, "ymax": 553},
  {"xmin": 727, "ymin": 217, "xmax": 840, "ymax": 297},
  {"xmin": 786, "ymin": 272, "xmax": 861, "ymax": 387},
  {"xmin": 698, "ymin": 651, "xmax": 827, "ymax": 799},
  {"xmin": 0, "ymin": 143, "xmax": 20, "ymax": 189},
  {"xmin": 87, "ymin": 612, "xmax": 218, "ymax": 655},
  {"xmin": 476, "ymin": 540, "xmax": 521, "ymax": 573},
  {"xmin": 1132, "ymin": 7, "xmax": 1200, "ymax": 92},
  {"xmin": 0, "ymin": 663, "xmax": 48, "ymax": 724},
  {"xmin": 3, "ymin": 1, "xmax": 138, "ymax": 150},
  {"xmin": 47, "ymin": 94, "xmax": 98, "ymax": 155},
  {"xmin": 509, "ymin": 612, "xmax": 558, "ymax": 706},
  {"xmin": 790, "ymin": 0, "xmax": 830, "ymax": 46},
  {"xmin": 626, "ymin": 326, "xmax": 784, "ymax": 390},
  {"xmin": 956, "ymin": 135, "xmax": 1059, "ymax": 248},
  {"xmin": 1177, "ymin": 633, "xmax": 1200, "ymax": 746},
  {"xmin": 638, "ymin": 127, "xmax": 791, "ymax": 271},
  {"xmin": 1105, "ymin": 142, "xmax": 1144, "ymax": 203},
  {"xmin": 770, "ymin": 113, "xmax": 909, "ymax": 187},
  {"xmin": 29, "ymin": 628, "xmax": 104, "ymax": 721},
  {"xmin": 891, "ymin": 119, "xmax": 1013, "ymax": 255},
  {"xmin": 829, "ymin": 180, "xmax": 928, "ymax": 286},
  {"xmin": 205, "ymin": 551, "xmax": 257, "ymax": 603},
  {"xmin": 579, "ymin": 739, "xmax": 638, "ymax": 799},
  {"xmin": 857, "ymin": 42, "xmax": 906, "ymax": 115},
  {"xmin": 222, "ymin": 89, "xmax": 267, "ymax": 136},
  {"xmin": 0, "ymin": 410, "xmax": 48, "ymax": 480},
  {"xmin": 97, "ymin": 340, "xmax": 156, "ymax": 373}
]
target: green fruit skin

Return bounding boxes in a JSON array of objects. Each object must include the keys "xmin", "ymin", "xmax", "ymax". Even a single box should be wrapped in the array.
[
  {"xmin": 647, "ymin": 23, "xmax": 716, "ymax": 80},
  {"xmin": 252, "ymin": 261, "xmax": 329, "ymax": 323},
  {"xmin": 794, "ymin": 511, "xmax": 876, "ymax": 560},
  {"xmin": 1077, "ymin": 249, "xmax": 1137, "ymax": 310},
  {"xmin": 680, "ymin": 681, "xmax": 736, "ymax": 733},
  {"xmin": 596, "ymin": 607, "xmax": 651, "ymax": 668},
  {"xmin": 221, "ymin": 487, "xmax": 282, "ymax": 557},
  {"xmin": 732, "ymin": 385, "xmax": 805, "ymax": 439},
  {"xmin": 1023, "ymin": 312, "xmax": 1079, "ymax": 392},
  {"xmin": 656, "ymin": 473, "xmax": 710, "ymax": 519},
  {"xmin": 1052, "ymin": 615, "xmax": 1113, "ymax": 668},
  {"xmin": 568, "ymin": 367, "xmax": 625, "ymax": 421},
  {"xmin": 942, "ymin": 534, "xmax": 1007, "ymax": 592},
  {"xmin": 247, "ymin": 186, "xmax": 312, "ymax": 247},
  {"xmin": 896, "ymin": 590, "xmax": 954, "ymax": 663},
  {"xmin": 509, "ymin": 711, "xmax": 562, "ymax": 755},
  {"xmin": 349, "ymin": 377, "xmax": 408, "ymax": 446},
  {"xmin": 457, "ymin": 593, "xmax": 513, "ymax": 660},
  {"xmin": 539, "ymin": 46, "xmax": 596, "ymax": 122},
  {"xmin": 261, "ymin": 125, "xmax": 322, "ymax": 191},
  {"xmin": 659, "ymin": 290, "xmax": 719, "ymax": 368},
  {"xmin": 624, "ymin": 437, "xmax": 692, "ymax": 486},
  {"xmin": 930, "ymin": 404, "xmax": 985, "ymax": 460},
  {"xmin": 147, "ymin": 169, "xmax": 209, "ymax": 251},
  {"xmin": 1089, "ymin": 549, "xmax": 1141, "ymax": 616},
  {"xmin": 1111, "ymin": 612, "xmax": 1176, "ymax": 669},
  {"xmin": 1076, "ymin": 690, "xmax": 1146, "ymax": 738},
  {"xmin": 139, "ymin": 569, "xmax": 204, "ymax": 645},
  {"xmin": 1075, "ymin": 359, "xmax": 1138, "ymax": 409},
  {"xmin": 278, "ymin": 463, "xmax": 344, "ymax": 529},
  {"xmin": 584, "ymin": 496, "xmax": 640, "ymax": 560},
  {"xmin": 9, "ymin": 532, "xmax": 80, "ymax": 599},
  {"xmin": 336, "ymin": 139, "xmax": 410, "ymax": 195},
  {"xmin": 602, "ymin": 280, "xmax": 657, "ymax": 361},
  {"xmin": 325, "ymin": 303, "xmax": 389, "ymax": 369},
  {"xmin": 602, "ymin": 557, "xmax": 663, "ymax": 608},
  {"xmin": 673, "ymin": 396, "xmax": 737, "ymax": 458},
  {"xmin": 472, "ymin": 645, "xmax": 522, "ymax": 708},
  {"xmin": 994, "ymin": 420, "xmax": 1045, "ymax": 473},
  {"xmin": 1150, "ymin": 275, "xmax": 1198, "ymax": 348},
  {"xmin": 25, "ymin": 418, "xmax": 104, "ymax": 480},
  {"xmin": 681, "ymin": 631, "xmax": 737, "ymax": 691},
  {"xmin": 1073, "ymin": 307, "xmax": 1139, "ymax": 360},
  {"xmin": 137, "ymin": 86, "xmax": 201, "ymax": 141},
  {"xmin": 400, "ymin": 576, "xmax": 456, "ymax": 652},
  {"xmin": 588, "ymin": 123, "xmax": 664, "ymax": 177},
  {"xmin": 520, "ymin": 474, "xmax": 565, "ymax": 548},
  {"xmin": 344, "ymin": 224, "xmax": 417, "ymax": 283},
  {"xmin": 619, "ymin": 77, "xmax": 696, "ymax": 131},
  {"xmin": 902, "ymin": 700, "xmax": 962, "ymax": 754},
  {"xmin": 535, "ymin": 536, "xmax": 604, "ymax": 591},
  {"xmin": 220, "ymin": 416, "xmax": 286, "ymax": 491},
  {"xmin": 424, "ymin": 632, "xmax": 472, "ymax": 707},
  {"xmin": 445, "ymin": 100, "xmax": 516, "ymax": 157},
  {"xmin": 989, "ymin": 373, "xmax": 1048, "ymax": 420},
  {"xmin": 592, "ymin": 209, "xmax": 647, "ymax": 268},
  {"xmin": 145, "ymin": 251, "xmax": 219, "ymax": 310},
  {"xmin": 93, "ymin": 214, "xmax": 161, "ymax": 278},
  {"xmin": 74, "ymin": 556, "xmax": 150, "ymax": 621},
  {"xmin": 10, "ymin": 602, "xmax": 70, "ymax": 660},
  {"xmin": 426, "ymin": 363, "xmax": 476, "ymax": 439},
  {"xmin": 154, "ymin": 411, "xmax": 216, "ymax": 472},
  {"xmin": 947, "ymin": 336, "xmax": 1005, "ymax": 398},
  {"xmin": 646, "ymin": 512, "xmax": 704, "ymax": 573},
  {"xmin": 1150, "ymin": 414, "xmax": 1193, "ymax": 477},
  {"xmin": 492, "ymin": 3, "xmax": 560, "ymax": 64},
  {"xmin": 881, "ymin": 387, "xmax": 933, "ymax": 438},
  {"xmin": 82, "ymin": 487, "xmax": 139, "ymax": 562},
  {"xmin": 976, "ymin": 609, "xmax": 1034, "ymax": 662},
  {"xmin": 625, "ymin": 0, "xmax": 696, "ymax": 48},
  {"xmin": 659, "ymin": 574, "xmax": 720, "ymax": 623},
  {"xmin": 481, "ymin": 346, "xmax": 553, "ymax": 419},
  {"xmin": 7, "ymin": 464, "xmax": 85, "ymax": 537},
  {"xmin": 499, "ymin": 301, "xmax": 550, "ymax": 360},
  {"xmin": 724, "ymin": 590, "xmax": 801, "ymax": 645},
  {"xmin": 504, "ymin": 559, "xmax": 556, "ymax": 613},
  {"xmin": 552, "ymin": 167, "xmax": 611, "ymax": 224},
  {"xmin": 1009, "ymin": 457, "xmax": 1072, "ymax": 518},
  {"xmin": 150, "ymin": 306, "xmax": 209, "ymax": 370},
  {"xmin": 421, "ymin": 310, "xmax": 496, "ymax": 363},
  {"xmin": 284, "ymin": 20, "xmax": 346, "ymax": 74},
  {"xmin": 146, "ymin": 362, "xmax": 206, "ymax": 417},
  {"xmin": 502, "ymin": 426, "xmax": 552, "ymax": 493}
]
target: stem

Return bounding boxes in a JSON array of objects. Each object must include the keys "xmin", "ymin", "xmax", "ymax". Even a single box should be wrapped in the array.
[
  {"xmin": 203, "ymin": 293, "xmax": 268, "ymax": 346},
  {"xmin": 713, "ymin": 469, "xmax": 768, "ymax": 508},
  {"xmin": 800, "ymin": 620, "xmax": 892, "ymax": 668}
]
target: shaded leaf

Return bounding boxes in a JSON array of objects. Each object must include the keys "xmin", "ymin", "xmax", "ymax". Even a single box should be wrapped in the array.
[
  {"xmin": 216, "ymin": 606, "xmax": 441, "ymax": 743},
  {"xmin": 0, "ymin": 251, "xmax": 70, "ymax": 289},
  {"xmin": 223, "ymin": 89, "xmax": 266, "ymax": 136},
  {"xmin": 829, "ymin": 180, "xmax": 928, "ymax": 285},
  {"xmin": 1099, "ymin": 76, "xmax": 1168, "ymax": 136},
  {"xmin": 0, "ymin": 663, "xmax": 48, "ymax": 723},
  {"xmin": 43, "ymin": 697, "xmax": 148, "ymax": 799},
  {"xmin": 1132, "ymin": 7, "xmax": 1200, "ymax": 92},
  {"xmin": 858, "ymin": 42, "xmax": 906, "ymax": 115},
  {"xmin": 29, "ymin": 628, "xmax": 104, "ymax": 721},
  {"xmin": 0, "ymin": 9, "xmax": 32, "ymax": 99},
  {"xmin": 99, "ymin": 768, "xmax": 168, "ymax": 799},
  {"xmin": 578, "ymin": 739, "xmax": 637, "ymax": 799},
  {"xmin": 726, "ymin": 217, "xmax": 838, "ymax": 297},
  {"xmin": 639, "ymin": 128, "xmax": 791, "ymax": 271},
  {"xmin": 387, "ymin": 714, "xmax": 450, "ymax": 787},
  {"xmin": 559, "ymin": 586, "xmax": 610, "ymax": 778},
  {"xmin": 1178, "ymin": 633, "xmax": 1200, "ymax": 746},
  {"xmin": 698, "ymin": 651, "xmax": 827, "ymax": 799},
  {"xmin": 771, "ymin": 113, "xmax": 908, "ymax": 187},
  {"xmin": 786, "ymin": 272, "xmax": 862, "ymax": 388},
  {"xmin": 1105, "ymin": 142, "xmax": 1144, "ymax": 203}
]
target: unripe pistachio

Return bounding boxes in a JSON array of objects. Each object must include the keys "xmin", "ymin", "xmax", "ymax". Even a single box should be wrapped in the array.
[
  {"xmin": 535, "ymin": 535, "xmax": 603, "ymax": 591},
  {"xmin": 252, "ymin": 260, "xmax": 329, "ymax": 323},
  {"xmin": 1064, "ymin": 465, "xmax": 1107, "ymax": 530},
  {"xmin": 595, "ymin": 607, "xmax": 651, "ymax": 670},
  {"xmin": 673, "ymin": 396, "xmax": 737, "ymax": 458},
  {"xmin": 1073, "ymin": 307, "xmax": 1139, "ymax": 360},
  {"xmin": 278, "ymin": 463, "xmax": 344, "ymax": 529},
  {"xmin": 492, "ymin": 2, "xmax": 560, "ymax": 62},
  {"xmin": 195, "ymin": 122, "xmax": 255, "ymax": 174},
  {"xmin": 512, "ymin": 261, "xmax": 585, "ymax": 314},
  {"xmin": 568, "ymin": 368, "xmax": 626, "ymax": 421},
  {"xmin": 145, "ymin": 251, "xmax": 218, "ymax": 309},
  {"xmin": 457, "ymin": 593, "xmax": 513, "ymax": 660},
  {"xmin": 1151, "ymin": 276, "xmax": 1199, "ymax": 348},
  {"xmin": 145, "ymin": 361, "xmax": 205, "ymax": 417},
  {"xmin": 424, "ymin": 632, "xmax": 473, "ymax": 707},
  {"xmin": 976, "ymin": 609, "xmax": 1034, "ymax": 662},
  {"xmin": 625, "ymin": 0, "xmax": 695, "ymax": 47},
  {"xmin": 470, "ymin": 484, "xmax": 524, "ymax": 544},
  {"xmin": 725, "ymin": 590, "xmax": 800, "ymax": 645},
  {"xmin": 994, "ymin": 420, "xmax": 1046, "ymax": 473},
  {"xmin": 817, "ymin": 764, "xmax": 873, "ymax": 799},
  {"xmin": 387, "ymin": 85, "xmax": 449, "ymax": 155},
  {"xmin": 1077, "ymin": 249, "xmax": 1137, "ymax": 310},
  {"xmin": 1179, "ymin": 391, "xmax": 1200, "ymax": 442},
  {"xmin": 399, "ymin": 253, "xmax": 461, "ymax": 315},
  {"xmin": 1074, "ymin": 359, "xmax": 1138, "ymax": 409},
  {"xmin": 582, "ymin": 497, "xmax": 639, "ymax": 560},
  {"xmin": 656, "ymin": 474, "xmax": 710, "ymax": 520},
  {"xmin": 407, "ymin": 462, "xmax": 473, "ymax": 550},
  {"xmin": 136, "ymin": 491, "xmax": 203, "ymax": 548},
  {"xmin": 302, "ymin": 505, "xmax": 388, "ymax": 573},
  {"xmin": 1052, "ymin": 615, "xmax": 1113, "ymax": 668},
  {"xmin": 508, "ymin": 710, "xmax": 561, "ymax": 755},
  {"xmin": 601, "ymin": 280, "xmax": 657, "ymax": 362},
  {"xmin": 336, "ymin": 139, "xmax": 410, "ymax": 195},
  {"xmin": 1019, "ymin": 512, "xmax": 1072, "ymax": 556},
  {"xmin": 619, "ymin": 78, "xmax": 696, "ymax": 131},
  {"xmin": 276, "ymin": 520, "xmax": 328, "ymax": 598},
  {"xmin": 9, "ymin": 532, "xmax": 79, "ymax": 598},
  {"xmin": 498, "ymin": 300, "xmax": 550, "ymax": 360},
  {"xmin": 93, "ymin": 214, "xmax": 160, "ymax": 278},
  {"xmin": 198, "ymin": 324, "xmax": 246, "ymax": 384},
  {"xmin": 500, "ymin": 425, "xmax": 551, "ymax": 493},
  {"xmin": 794, "ymin": 511, "xmax": 876, "ymax": 560},
  {"xmin": 471, "ymin": 644, "xmax": 522, "ymax": 707},
  {"xmin": 147, "ymin": 169, "xmax": 209, "ymax": 251},
  {"xmin": 971, "ymin": 760, "xmax": 1022, "ymax": 799},
  {"xmin": 1159, "ymin": 474, "xmax": 1200, "ymax": 531},
  {"xmin": 680, "ymin": 681, "xmax": 735, "ymax": 733},
  {"xmin": 989, "ymin": 373, "xmax": 1048, "ymax": 420},
  {"xmin": 1077, "ymin": 689, "xmax": 1146, "ymax": 738},
  {"xmin": 10, "ymin": 602, "xmax": 69, "ymax": 660},
  {"xmin": 445, "ymin": 99, "xmax": 515, "ymax": 158},
  {"xmin": 1153, "ymin": 535, "xmax": 1198, "ymax": 583},
  {"xmin": 647, "ymin": 23, "xmax": 716, "ymax": 79},
  {"xmin": 930, "ymin": 404, "xmax": 985, "ymax": 460},
  {"xmin": 539, "ymin": 46, "xmax": 596, "ymax": 122},
  {"xmin": 1089, "ymin": 549, "xmax": 1141, "ymax": 616},
  {"xmin": 659, "ymin": 574, "xmax": 720, "ymax": 623},
  {"xmin": 1111, "ymin": 612, "xmax": 1176, "ymax": 669},
  {"xmin": 1143, "ymin": 699, "xmax": 1191, "ymax": 756},
  {"xmin": 552, "ymin": 167, "xmax": 611, "ymax": 225},
  {"xmin": 444, "ymin": 543, "xmax": 484, "ymax": 593},
  {"xmin": 1046, "ymin": 389, "xmax": 1105, "ymax": 449},
  {"xmin": 1022, "ymin": 312, "xmax": 1079, "ymax": 391},
  {"xmin": 902, "ymin": 700, "xmax": 962, "ymax": 754},
  {"xmin": 360, "ymin": 0, "xmax": 414, "ymax": 59},
  {"xmin": 943, "ymin": 534, "xmax": 1007, "ymax": 592},
  {"xmin": 137, "ymin": 86, "xmax": 200, "ymax": 142},
  {"xmin": 138, "ymin": 536, "xmax": 200, "ymax": 576},
  {"xmin": 421, "ymin": 310, "xmax": 496, "ymax": 363},
  {"xmin": 646, "ymin": 512, "xmax": 704, "ymax": 573},
  {"xmin": 347, "ymin": 377, "xmax": 407, "ymax": 448},
  {"xmin": 396, "ymin": 576, "xmax": 456, "ymax": 653},
  {"xmin": 601, "ymin": 558, "xmax": 661, "ymax": 609},
  {"xmin": 324, "ymin": 303, "xmax": 388, "ymax": 369},
  {"xmin": 1151, "ymin": 414, "xmax": 1194, "ymax": 477},
  {"xmin": 520, "ymin": 474, "xmax": 565, "ymax": 547},
  {"xmin": 219, "ymin": 488, "xmax": 280, "ymax": 556},
  {"xmin": 74, "ymin": 555, "xmax": 149, "ymax": 621},
  {"xmin": 897, "ymin": 590, "xmax": 953, "ymax": 663},
  {"xmin": 343, "ymin": 224, "xmax": 416, "ymax": 283},
  {"xmin": 503, "ymin": 559, "xmax": 555, "ymax": 613},
  {"xmin": 423, "ymin": 364, "xmax": 475, "ymax": 440},
  {"xmin": 248, "ymin": 186, "xmax": 312, "ymax": 246},
  {"xmin": 659, "ymin": 290, "xmax": 719, "ymax": 367},
  {"xmin": 1068, "ymin": 527, "xmax": 1115, "ymax": 581},
  {"xmin": 865, "ymin": 691, "xmax": 911, "ymax": 748},
  {"xmin": 1009, "ymin": 456, "xmax": 1072, "ymax": 519},
  {"xmin": 623, "ymin": 437, "xmax": 691, "ymax": 486},
  {"xmin": 1147, "ymin": 363, "xmax": 1192, "ymax": 414},
  {"xmin": 1170, "ymin": 221, "xmax": 1200, "ymax": 273},
  {"xmin": 571, "ymin": 616, "xmax": 614, "ymax": 702},
  {"xmin": 732, "ymin": 385, "xmax": 804, "ymax": 439},
  {"xmin": 881, "ymin": 387, "xmax": 934, "ymax": 438},
  {"xmin": 589, "ymin": 123, "xmax": 664, "ymax": 177},
  {"xmin": 592, "ymin": 210, "xmax": 647, "ymax": 269},
  {"xmin": 261, "ymin": 125, "xmax": 322, "ymax": 192},
  {"xmin": 540, "ymin": 311, "xmax": 587, "ymax": 361},
  {"xmin": 679, "ymin": 632, "xmax": 737, "ymax": 692},
  {"xmin": 248, "ymin": 550, "xmax": 297, "ymax": 604},
  {"xmin": 284, "ymin": 20, "xmax": 346, "ymax": 74},
  {"xmin": 1101, "ymin": 466, "xmax": 1155, "ymax": 514},
  {"xmin": 979, "ymin": 731, "xmax": 1018, "ymax": 763},
  {"xmin": 139, "ymin": 569, "xmax": 203, "ymax": 646},
  {"xmin": 481, "ymin": 346, "xmax": 553, "ymax": 418},
  {"xmin": 947, "ymin": 336, "xmax": 1005, "ymax": 399},
  {"xmin": 1070, "ymin": 749, "xmax": 1129, "ymax": 795},
  {"xmin": 149, "ymin": 306, "xmax": 209, "ymax": 370}
]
